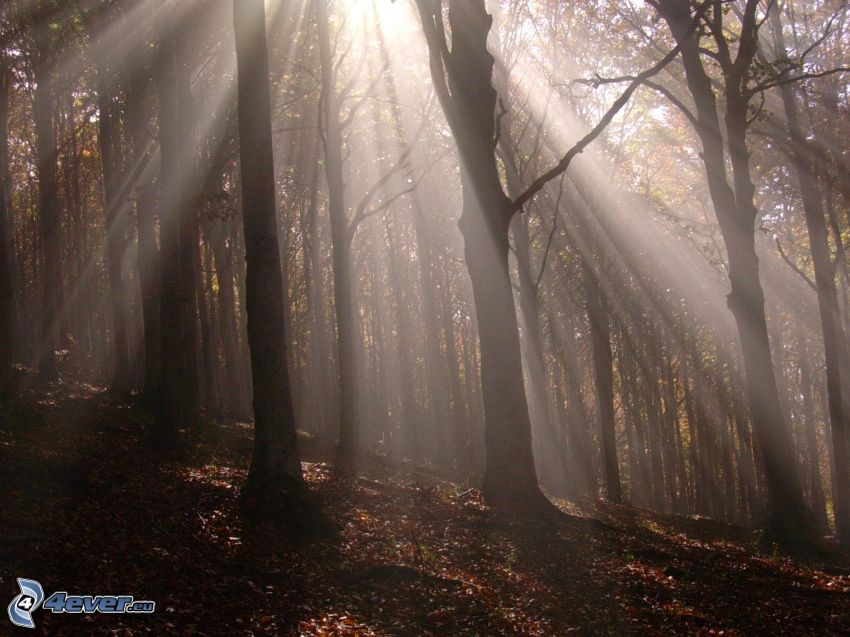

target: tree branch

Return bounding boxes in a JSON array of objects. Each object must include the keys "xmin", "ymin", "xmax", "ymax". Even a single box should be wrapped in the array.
[
  {"xmin": 509, "ymin": 43, "xmax": 682, "ymax": 214},
  {"xmin": 775, "ymin": 237, "xmax": 816, "ymax": 293}
]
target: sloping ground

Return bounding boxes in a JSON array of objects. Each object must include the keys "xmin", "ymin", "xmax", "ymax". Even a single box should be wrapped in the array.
[{"xmin": 1, "ymin": 383, "xmax": 848, "ymax": 636}]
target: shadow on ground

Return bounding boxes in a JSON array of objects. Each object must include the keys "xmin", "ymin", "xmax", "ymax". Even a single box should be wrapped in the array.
[{"xmin": 1, "ymin": 382, "xmax": 848, "ymax": 635}]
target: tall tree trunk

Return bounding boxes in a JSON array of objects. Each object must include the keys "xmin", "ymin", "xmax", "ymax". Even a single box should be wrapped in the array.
[
  {"xmin": 197, "ymin": 236, "xmax": 219, "ymax": 416},
  {"xmin": 316, "ymin": 0, "xmax": 360, "ymax": 460},
  {"xmin": 498, "ymin": 114, "xmax": 555, "ymax": 489},
  {"xmin": 209, "ymin": 219, "xmax": 248, "ymax": 420},
  {"xmin": 796, "ymin": 325, "xmax": 829, "ymax": 533},
  {"xmin": 97, "ymin": 74, "xmax": 131, "ymax": 393},
  {"xmin": 583, "ymin": 258, "xmax": 622, "ymax": 503},
  {"xmin": 560, "ymin": 302, "xmax": 597, "ymax": 495},
  {"xmin": 384, "ymin": 217, "xmax": 421, "ymax": 460},
  {"xmin": 659, "ymin": 1, "xmax": 816, "ymax": 549},
  {"xmin": 306, "ymin": 173, "xmax": 334, "ymax": 436},
  {"xmin": 440, "ymin": 262, "xmax": 472, "ymax": 473},
  {"xmin": 232, "ymin": 0, "xmax": 308, "ymax": 509},
  {"xmin": 380, "ymin": 62, "xmax": 450, "ymax": 466},
  {"xmin": 32, "ymin": 45, "xmax": 60, "ymax": 382},
  {"xmin": 127, "ymin": 81, "xmax": 161, "ymax": 406},
  {"xmin": 769, "ymin": 8, "xmax": 850, "ymax": 546},
  {"xmin": 154, "ymin": 23, "xmax": 197, "ymax": 438},
  {"xmin": 0, "ymin": 50, "xmax": 13, "ymax": 396},
  {"xmin": 410, "ymin": 198, "xmax": 451, "ymax": 465},
  {"xmin": 414, "ymin": 0, "xmax": 545, "ymax": 507}
]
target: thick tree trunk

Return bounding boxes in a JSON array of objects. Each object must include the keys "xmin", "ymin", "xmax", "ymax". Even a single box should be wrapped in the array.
[
  {"xmin": 154, "ymin": 25, "xmax": 198, "ymax": 438},
  {"xmin": 415, "ymin": 0, "xmax": 545, "ymax": 506},
  {"xmin": 128, "ymin": 92, "xmax": 161, "ymax": 406},
  {"xmin": 725, "ymin": 95, "xmax": 815, "ymax": 546},
  {"xmin": 232, "ymin": 0, "xmax": 306, "ymax": 504},
  {"xmin": 461, "ymin": 195, "xmax": 541, "ymax": 502},
  {"xmin": 0, "ymin": 52, "xmax": 14, "ymax": 396},
  {"xmin": 513, "ymin": 216, "xmax": 562, "ymax": 488},
  {"xmin": 97, "ymin": 78, "xmax": 131, "ymax": 393},
  {"xmin": 32, "ymin": 58, "xmax": 60, "ymax": 382},
  {"xmin": 498, "ymin": 118, "xmax": 557, "ymax": 490}
]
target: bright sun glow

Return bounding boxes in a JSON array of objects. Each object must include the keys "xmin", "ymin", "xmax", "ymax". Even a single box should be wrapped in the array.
[{"xmin": 347, "ymin": 0, "xmax": 412, "ymax": 36}]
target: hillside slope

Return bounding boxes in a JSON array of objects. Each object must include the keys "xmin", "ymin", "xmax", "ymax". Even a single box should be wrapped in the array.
[{"xmin": 1, "ymin": 383, "xmax": 848, "ymax": 636}]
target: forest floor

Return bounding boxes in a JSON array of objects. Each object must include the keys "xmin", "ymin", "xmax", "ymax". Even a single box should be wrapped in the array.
[{"xmin": 2, "ymin": 382, "xmax": 850, "ymax": 636}]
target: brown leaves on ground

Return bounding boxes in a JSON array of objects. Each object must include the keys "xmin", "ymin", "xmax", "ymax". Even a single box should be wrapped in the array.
[{"xmin": 1, "ymin": 383, "xmax": 848, "ymax": 636}]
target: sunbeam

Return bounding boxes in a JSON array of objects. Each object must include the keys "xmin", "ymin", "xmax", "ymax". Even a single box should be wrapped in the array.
[{"xmin": 2, "ymin": 0, "xmax": 850, "ymax": 633}]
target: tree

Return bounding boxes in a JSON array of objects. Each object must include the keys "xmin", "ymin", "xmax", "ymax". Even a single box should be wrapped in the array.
[
  {"xmin": 154, "ymin": 16, "xmax": 200, "ymax": 439},
  {"xmin": 583, "ymin": 253, "xmax": 622, "ymax": 503},
  {"xmin": 412, "ymin": 0, "xmax": 545, "ymax": 507},
  {"xmin": 315, "ymin": 0, "xmax": 362, "ymax": 461},
  {"xmin": 232, "ymin": 0, "xmax": 320, "ymax": 526},
  {"xmin": 85, "ymin": 1, "xmax": 132, "ymax": 394},
  {"xmin": 767, "ymin": 3, "xmax": 850, "ymax": 548},
  {"xmin": 30, "ymin": 0, "xmax": 62, "ymax": 382},
  {"xmin": 0, "ymin": 42, "xmax": 14, "ymax": 396},
  {"xmin": 126, "ymin": 44, "xmax": 161, "ymax": 407},
  {"xmin": 653, "ymin": 0, "xmax": 818, "ymax": 550},
  {"xmin": 413, "ymin": 0, "xmax": 678, "ymax": 508}
]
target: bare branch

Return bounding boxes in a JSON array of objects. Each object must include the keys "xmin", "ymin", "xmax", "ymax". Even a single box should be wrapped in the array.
[
  {"xmin": 755, "ymin": 65, "xmax": 850, "ymax": 92},
  {"xmin": 533, "ymin": 171, "xmax": 568, "ymax": 291},
  {"xmin": 509, "ymin": 0, "xmax": 714, "ymax": 214},
  {"xmin": 572, "ymin": 74, "xmax": 699, "ymax": 128},
  {"xmin": 510, "ymin": 43, "xmax": 682, "ymax": 214},
  {"xmin": 775, "ymin": 237, "xmax": 817, "ymax": 293},
  {"xmin": 347, "ymin": 98, "xmax": 436, "ymax": 237}
]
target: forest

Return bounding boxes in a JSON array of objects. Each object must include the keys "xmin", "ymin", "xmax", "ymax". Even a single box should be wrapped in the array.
[{"xmin": 1, "ymin": 0, "xmax": 849, "ymax": 634}]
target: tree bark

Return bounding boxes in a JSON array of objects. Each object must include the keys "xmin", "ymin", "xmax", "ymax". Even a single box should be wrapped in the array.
[
  {"xmin": 659, "ymin": 0, "xmax": 817, "ymax": 550},
  {"xmin": 209, "ymin": 219, "xmax": 249, "ymax": 420},
  {"xmin": 0, "ymin": 49, "xmax": 14, "ymax": 396},
  {"xmin": 127, "ymin": 79, "xmax": 161, "ymax": 406},
  {"xmin": 769, "ymin": 8, "xmax": 850, "ymax": 545},
  {"xmin": 316, "ymin": 0, "xmax": 360, "ymax": 461},
  {"xmin": 583, "ymin": 257, "xmax": 622, "ymax": 503},
  {"xmin": 96, "ymin": 73, "xmax": 131, "ymax": 393},
  {"xmin": 154, "ymin": 22, "xmax": 198, "ymax": 438},
  {"xmin": 414, "ymin": 0, "xmax": 545, "ymax": 507},
  {"xmin": 232, "ymin": 0, "xmax": 307, "ymax": 504},
  {"xmin": 32, "ymin": 33, "xmax": 60, "ymax": 382},
  {"xmin": 796, "ymin": 325, "xmax": 829, "ymax": 533}
]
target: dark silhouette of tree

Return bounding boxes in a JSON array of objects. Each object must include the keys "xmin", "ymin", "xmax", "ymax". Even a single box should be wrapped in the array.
[
  {"xmin": 767, "ymin": 4, "xmax": 850, "ymax": 548},
  {"xmin": 412, "ymin": 0, "xmax": 545, "ymax": 507},
  {"xmin": 232, "ymin": 0, "xmax": 323, "ymax": 529},
  {"xmin": 0, "ymin": 42, "xmax": 13, "ymax": 396},
  {"xmin": 30, "ymin": 0, "xmax": 62, "ymax": 382},
  {"xmin": 412, "ymin": 0, "xmax": 679, "ymax": 508},
  {"xmin": 154, "ymin": 17, "xmax": 200, "ymax": 440},
  {"xmin": 653, "ymin": 0, "xmax": 819, "ymax": 552}
]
